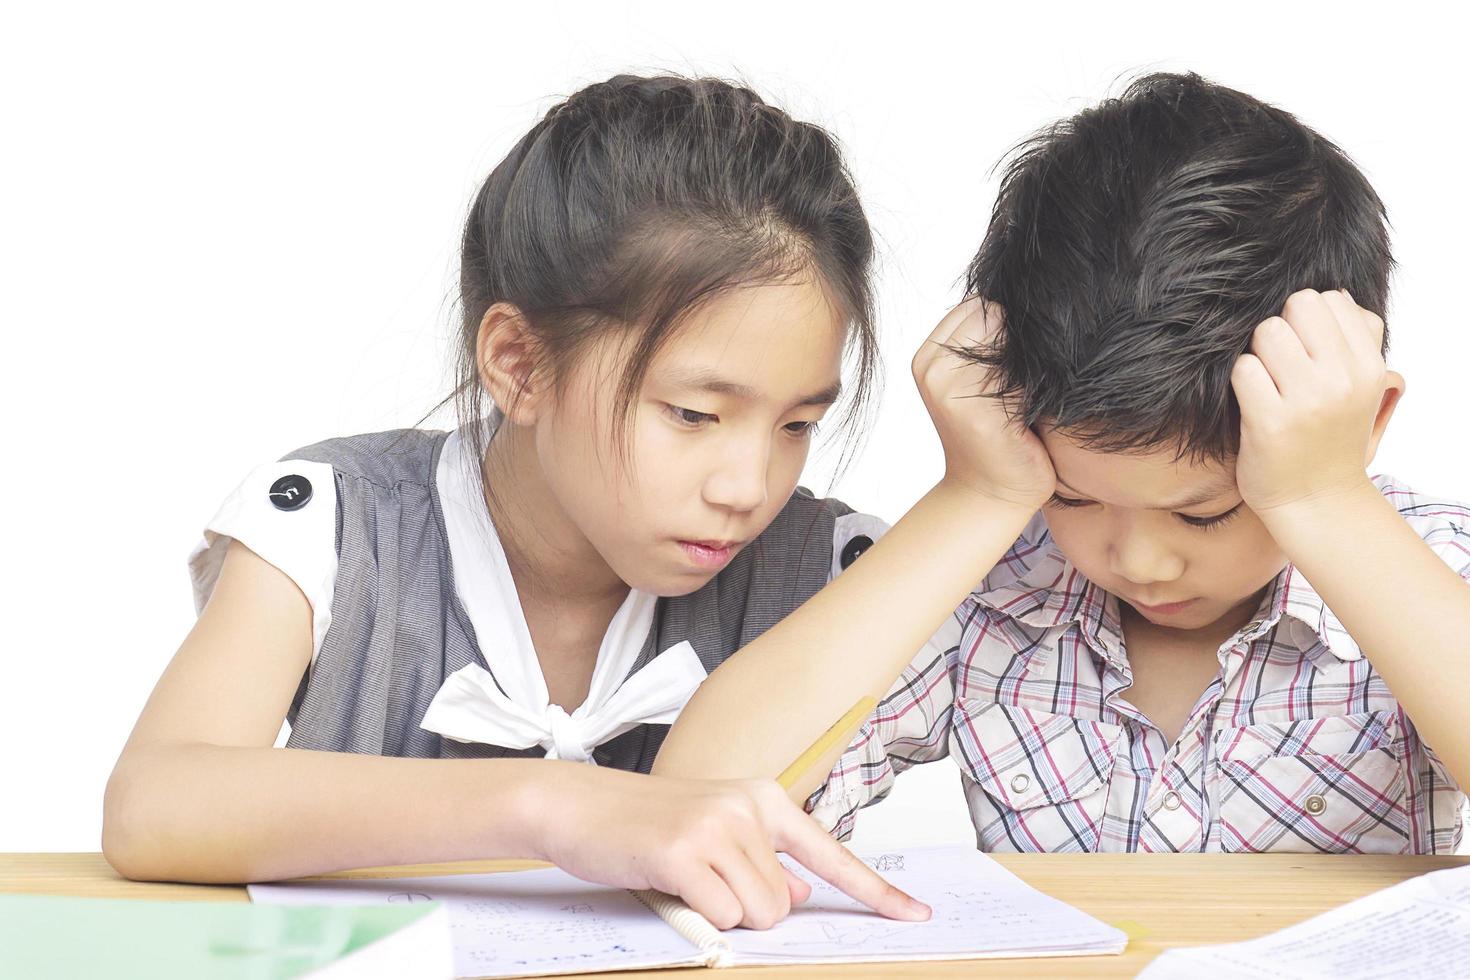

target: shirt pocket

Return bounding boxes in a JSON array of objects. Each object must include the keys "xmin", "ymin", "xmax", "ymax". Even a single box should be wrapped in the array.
[
  {"xmin": 1213, "ymin": 710, "xmax": 1410, "ymax": 853},
  {"xmin": 949, "ymin": 699, "xmax": 1125, "ymax": 852}
]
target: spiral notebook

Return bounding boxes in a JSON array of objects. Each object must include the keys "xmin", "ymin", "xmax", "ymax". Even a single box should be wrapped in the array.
[{"xmin": 249, "ymin": 844, "xmax": 1127, "ymax": 978}]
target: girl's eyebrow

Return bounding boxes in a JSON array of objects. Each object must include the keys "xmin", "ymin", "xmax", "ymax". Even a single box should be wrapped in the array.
[{"xmin": 661, "ymin": 368, "xmax": 842, "ymax": 407}]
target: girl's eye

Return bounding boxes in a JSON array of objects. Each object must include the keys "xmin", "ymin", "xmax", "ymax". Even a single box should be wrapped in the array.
[
  {"xmin": 783, "ymin": 420, "xmax": 820, "ymax": 436},
  {"xmin": 666, "ymin": 404, "xmax": 717, "ymax": 428},
  {"xmin": 1178, "ymin": 506, "xmax": 1243, "ymax": 531},
  {"xmin": 1048, "ymin": 493, "xmax": 1093, "ymax": 509}
]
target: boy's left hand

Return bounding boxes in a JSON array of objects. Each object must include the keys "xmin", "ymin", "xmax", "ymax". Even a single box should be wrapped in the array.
[{"xmin": 1231, "ymin": 288, "xmax": 1399, "ymax": 517}]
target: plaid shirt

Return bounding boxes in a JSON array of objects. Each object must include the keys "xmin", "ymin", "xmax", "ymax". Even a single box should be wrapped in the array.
[{"xmin": 810, "ymin": 476, "xmax": 1470, "ymax": 854}]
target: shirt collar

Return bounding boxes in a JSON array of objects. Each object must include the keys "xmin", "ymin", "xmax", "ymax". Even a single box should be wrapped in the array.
[
  {"xmin": 430, "ymin": 422, "xmax": 706, "ymax": 750},
  {"xmin": 1248, "ymin": 562, "xmax": 1363, "ymax": 667},
  {"xmin": 968, "ymin": 517, "xmax": 1127, "ymax": 671},
  {"xmin": 969, "ymin": 519, "xmax": 1360, "ymax": 672}
]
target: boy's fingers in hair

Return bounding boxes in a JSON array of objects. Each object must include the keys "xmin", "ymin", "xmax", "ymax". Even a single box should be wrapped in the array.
[
  {"xmin": 945, "ymin": 297, "xmax": 1005, "ymax": 351},
  {"xmin": 1231, "ymin": 353, "xmax": 1283, "ymax": 413},
  {"xmin": 915, "ymin": 297, "xmax": 998, "ymax": 373},
  {"xmin": 1322, "ymin": 289, "xmax": 1385, "ymax": 363},
  {"xmin": 1250, "ymin": 316, "xmax": 1313, "ymax": 387},
  {"xmin": 776, "ymin": 811, "xmax": 931, "ymax": 922},
  {"xmin": 1356, "ymin": 297, "xmax": 1386, "ymax": 351},
  {"xmin": 1281, "ymin": 288, "xmax": 1351, "ymax": 363},
  {"xmin": 914, "ymin": 300, "xmax": 977, "ymax": 374},
  {"xmin": 931, "ymin": 296, "xmax": 990, "ymax": 346},
  {"xmin": 1361, "ymin": 306, "xmax": 1386, "ymax": 353}
]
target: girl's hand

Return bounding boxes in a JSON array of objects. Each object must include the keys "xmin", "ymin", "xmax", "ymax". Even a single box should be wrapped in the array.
[
  {"xmin": 1231, "ymin": 289, "xmax": 1397, "ymax": 519},
  {"xmin": 912, "ymin": 297, "xmax": 1056, "ymax": 509},
  {"xmin": 530, "ymin": 767, "xmax": 931, "ymax": 930}
]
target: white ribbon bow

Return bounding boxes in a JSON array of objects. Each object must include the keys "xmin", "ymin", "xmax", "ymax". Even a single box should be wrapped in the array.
[
  {"xmin": 425, "ymin": 424, "xmax": 709, "ymax": 762},
  {"xmin": 421, "ymin": 640, "xmax": 707, "ymax": 762}
]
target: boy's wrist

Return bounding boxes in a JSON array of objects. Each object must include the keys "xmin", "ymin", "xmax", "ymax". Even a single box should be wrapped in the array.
[{"xmin": 1253, "ymin": 477, "xmax": 1384, "ymax": 553}]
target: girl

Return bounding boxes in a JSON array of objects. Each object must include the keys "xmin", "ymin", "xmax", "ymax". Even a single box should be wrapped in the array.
[{"xmin": 102, "ymin": 74, "xmax": 935, "ymax": 930}]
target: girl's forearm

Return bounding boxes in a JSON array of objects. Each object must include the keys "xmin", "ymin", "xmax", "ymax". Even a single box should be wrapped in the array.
[
  {"xmin": 103, "ymin": 743, "xmax": 564, "ymax": 883},
  {"xmin": 653, "ymin": 481, "xmax": 1034, "ymax": 800}
]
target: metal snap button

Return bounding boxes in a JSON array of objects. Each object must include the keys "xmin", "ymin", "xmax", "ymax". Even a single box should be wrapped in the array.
[
  {"xmin": 1163, "ymin": 791, "xmax": 1182, "ymax": 811},
  {"xmin": 1304, "ymin": 794, "xmax": 1327, "ymax": 816},
  {"xmin": 1009, "ymin": 773, "xmax": 1031, "ymax": 793}
]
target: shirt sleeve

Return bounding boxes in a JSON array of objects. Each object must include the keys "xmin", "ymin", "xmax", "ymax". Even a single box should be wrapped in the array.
[
  {"xmin": 186, "ymin": 458, "xmax": 338, "ymax": 662},
  {"xmin": 804, "ymin": 511, "xmax": 960, "ymax": 840}
]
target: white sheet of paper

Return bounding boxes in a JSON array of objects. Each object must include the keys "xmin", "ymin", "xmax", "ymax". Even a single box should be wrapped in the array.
[
  {"xmin": 726, "ymin": 845, "xmax": 1127, "ymax": 963},
  {"xmin": 250, "ymin": 868, "xmax": 706, "ymax": 979},
  {"xmin": 1138, "ymin": 863, "xmax": 1470, "ymax": 979}
]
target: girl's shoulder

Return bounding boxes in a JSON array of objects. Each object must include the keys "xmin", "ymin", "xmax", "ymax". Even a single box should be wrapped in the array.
[
  {"xmin": 188, "ymin": 427, "xmax": 453, "ymax": 661},
  {"xmin": 281, "ymin": 427, "xmax": 450, "ymax": 489},
  {"xmin": 768, "ymin": 488, "xmax": 889, "ymax": 583}
]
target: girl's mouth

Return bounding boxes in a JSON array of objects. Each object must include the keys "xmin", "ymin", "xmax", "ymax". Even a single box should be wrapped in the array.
[{"xmin": 677, "ymin": 539, "xmax": 737, "ymax": 570}]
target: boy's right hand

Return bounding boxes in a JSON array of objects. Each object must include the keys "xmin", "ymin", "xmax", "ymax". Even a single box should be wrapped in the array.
[
  {"xmin": 529, "ymin": 767, "xmax": 931, "ymax": 931},
  {"xmin": 912, "ymin": 297, "xmax": 1056, "ymax": 510}
]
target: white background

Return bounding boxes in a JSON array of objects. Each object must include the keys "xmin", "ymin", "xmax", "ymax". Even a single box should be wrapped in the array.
[{"xmin": 2, "ymin": 1, "xmax": 1466, "ymax": 854}]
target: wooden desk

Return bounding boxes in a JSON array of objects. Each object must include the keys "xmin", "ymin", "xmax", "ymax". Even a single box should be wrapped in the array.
[{"xmin": 4, "ymin": 852, "xmax": 1467, "ymax": 977}]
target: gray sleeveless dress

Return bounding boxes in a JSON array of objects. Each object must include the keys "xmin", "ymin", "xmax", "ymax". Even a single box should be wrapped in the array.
[{"xmin": 274, "ymin": 427, "xmax": 861, "ymax": 772}]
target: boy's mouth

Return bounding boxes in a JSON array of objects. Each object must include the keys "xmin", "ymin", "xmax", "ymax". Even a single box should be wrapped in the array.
[{"xmin": 1130, "ymin": 596, "xmax": 1199, "ymax": 616}]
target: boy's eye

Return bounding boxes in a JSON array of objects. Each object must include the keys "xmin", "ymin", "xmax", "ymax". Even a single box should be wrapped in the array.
[
  {"xmin": 1178, "ymin": 505, "xmax": 1243, "ymax": 530},
  {"xmin": 783, "ymin": 420, "xmax": 820, "ymax": 436},
  {"xmin": 1048, "ymin": 493, "xmax": 1093, "ymax": 509},
  {"xmin": 666, "ymin": 405, "xmax": 717, "ymax": 427}
]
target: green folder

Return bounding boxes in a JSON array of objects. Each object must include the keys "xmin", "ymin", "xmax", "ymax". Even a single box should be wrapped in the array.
[{"xmin": 0, "ymin": 893, "xmax": 449, "ymax": 979}]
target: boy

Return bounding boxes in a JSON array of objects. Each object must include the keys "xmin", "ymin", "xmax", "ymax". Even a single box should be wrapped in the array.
[{"xmin": 654, "ymin": 72, "xmax": 1470, "ymax": 854}]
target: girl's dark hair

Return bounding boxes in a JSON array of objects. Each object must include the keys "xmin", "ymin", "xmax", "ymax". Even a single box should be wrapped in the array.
[
  {"xmin": 450, "ymin": 73, "xmax": 878, "ymax": 487},
  {"xmin": 960, "ymin": 71, "xmax": 1393, "ymax": 463}
]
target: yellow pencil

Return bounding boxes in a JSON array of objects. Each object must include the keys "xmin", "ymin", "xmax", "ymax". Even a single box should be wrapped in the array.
[{"xmin": 776, "ymin": 696, "xmax": 878, "ymax": 790}]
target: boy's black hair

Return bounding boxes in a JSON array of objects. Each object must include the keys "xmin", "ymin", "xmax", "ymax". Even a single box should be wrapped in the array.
[{"xmin": 961, "ymin": 71, "xmax": 1393, "ymax": 462}]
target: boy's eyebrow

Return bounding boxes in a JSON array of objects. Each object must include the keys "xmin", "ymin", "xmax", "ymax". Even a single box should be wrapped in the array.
[
  {"xmin": 1054, "ymin": 474, "xmax": 1240, "ymax": 511},
  {"xmin": 660, "ymin": 368, "xmax": 842, "ymax": 407}
]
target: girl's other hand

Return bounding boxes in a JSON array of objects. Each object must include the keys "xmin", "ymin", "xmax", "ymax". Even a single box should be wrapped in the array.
[
  {"xmin": 912, "ymin": 298, "xmax": 1056, "ymax": 510},
  {"xmin": 529, "ymin": 767, "xmax": 931, "ymax": 930}
]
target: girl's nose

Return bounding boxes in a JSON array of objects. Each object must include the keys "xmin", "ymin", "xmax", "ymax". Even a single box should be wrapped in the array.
[{"xmin": 703, "ymin": 440, "xmax": 770, "ymax": 514}]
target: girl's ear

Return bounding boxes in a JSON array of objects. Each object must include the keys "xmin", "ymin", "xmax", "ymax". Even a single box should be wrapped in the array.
[{"xmin": 476, "ymin": 303, "xmax": 547, "ymax": 425}]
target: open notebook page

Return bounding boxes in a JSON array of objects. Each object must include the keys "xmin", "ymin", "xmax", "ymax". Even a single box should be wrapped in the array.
[
  {"xmin": 723, "ymin": 844, "xmax": 1127, "ymax": 964},
  {"xmin": 254, "ymin": 844, "xmax": 1125, "ymax": 975}
]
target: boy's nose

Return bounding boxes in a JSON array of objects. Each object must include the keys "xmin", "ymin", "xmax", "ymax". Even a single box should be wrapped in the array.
[{"xmin": 1109, "ymin": 530, "xmax": 1185, "ymax": 586}]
